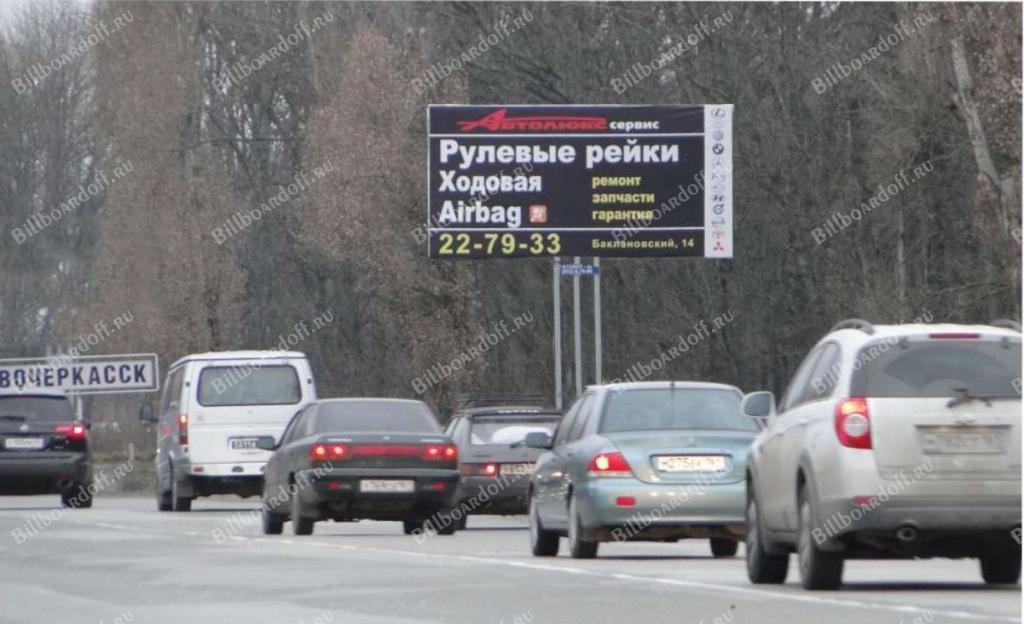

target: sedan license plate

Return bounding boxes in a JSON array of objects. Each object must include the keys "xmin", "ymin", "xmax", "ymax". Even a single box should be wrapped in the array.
[
  {"xmin": 499, "ymin": 462, "xmax": 535, "ymax": 476},
  {"xmin": 229, "ymin": 437, "xmax": 261, "ymax": 450},
  {"xmin": 656, "ymin": 455, "xmax": 726, "ymax": 472},
  {"xmin": 359, "ymin": 479, "xmax": 415, "ymax": 493},
  {"xmin": 920, "ymin": 427, "xmax": 1005, "ymax": 454},
  {"xmin": 4, "ymin": 437, "xmax": 45, "ymax": 450}
]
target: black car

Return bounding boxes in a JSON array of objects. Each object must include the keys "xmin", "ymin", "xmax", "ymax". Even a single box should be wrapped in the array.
[
  {"xmin": 443, "ymin": 404, "xmax": 562, "ymax": 529},
  {"xmin": 0, "ymin": 391, "xmax": 94, "ymax": 508},
  {"xmin": 258, "ymin": 398, "xmax": 460, "ymax": 536}
]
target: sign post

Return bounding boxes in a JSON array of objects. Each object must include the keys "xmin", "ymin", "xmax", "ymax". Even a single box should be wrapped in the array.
[
  {"xmin": 552, "ymin": 257, "xmax": 562, "ymax": 410},
  {"xmin": 594, "ymin": 257, "xmax": 602, "ymax": 384}
]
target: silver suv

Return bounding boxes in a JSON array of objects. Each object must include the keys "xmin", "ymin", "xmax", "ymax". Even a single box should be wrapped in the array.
[{"xmin": 743, "ymin": 319, "xmax": 1022, "ymax": 590}]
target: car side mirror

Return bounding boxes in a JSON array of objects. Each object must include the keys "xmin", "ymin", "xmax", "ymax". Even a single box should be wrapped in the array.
[
  {"xmin": 255, "ymin": 438, "xmax": 278, "ymax": 451},
  {"xmin": 138, "ymin": 403, "xmax": 156, "ymax": 424},
  {"xmin": 523, "ymin": 431, "xmax": 553, "ymax": 450},
  {"xmin": 742, "ymin": 391, "xmax": 776, "ymax": 424}
]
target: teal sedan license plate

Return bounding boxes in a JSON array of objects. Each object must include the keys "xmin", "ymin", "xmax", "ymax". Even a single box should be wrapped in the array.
[{"xmin": 656, "ymin": 455, "xmax": 726, "ymax": 472}]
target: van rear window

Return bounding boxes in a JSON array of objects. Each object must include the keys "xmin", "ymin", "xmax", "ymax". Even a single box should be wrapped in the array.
[{"xmin": 197, "ymin": 365, "xmax": 301, "ymax": 407}]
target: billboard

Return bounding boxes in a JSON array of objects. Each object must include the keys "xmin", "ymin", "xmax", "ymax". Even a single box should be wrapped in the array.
[
  {"xmin": 0, "ymin": 354, "xmax": 160, "ymax": 395},
  {"xmin": 427, "ymin": 105, "xmax": 733, "ymax": 259}
]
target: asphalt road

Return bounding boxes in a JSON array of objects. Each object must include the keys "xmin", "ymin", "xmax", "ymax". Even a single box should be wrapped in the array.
[{"xmin": 0, "ymin": 496, "xmax": 1018, "ymax": 624}]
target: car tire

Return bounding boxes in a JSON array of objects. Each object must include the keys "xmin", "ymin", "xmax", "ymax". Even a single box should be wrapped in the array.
[
  {"xmin": 171, "ymin": 476, "xmax": 191, "ymax": 512},
  {"xmin": 156, "ymin": 474, "xmax": 172, "ymax": 512},
  {"xmin": 425, "ymin": 514, "xmax": 458, "ymax": 536},
  {"xmin": 454, "ymin": 512, "xmax": 468, "ymax": 531},
  {"xmin": 529, "ymin": 494, "xmax": 559, "ymax": 557},
  {"xmin": 746, "ymin": 495, "xmax": 789, "ymax": 584},
  {"xmin": 797, "ymin": 489, "xmax": 843, "ymax": 590},
  {"xmin": 291, "ymin": 491, "xmax": 315, "ymax": 536},
  {"xmin": 710, "ymin": 538, "xmax": 738, "ymax": 558},
  {"xmin": 61, "ymin": 482, "xmax": 92, "ymax": 509},
  {"xmin": 980, "ymin": 552, "xmax": 1021, "ymax": 585},
  {"xmin": 402, "ymin": 520, "xmax": 422, "ymax": 535},
  {"xmin": 262, "ymin": 505, "xmax": 285, "ymax": 535},
  {"xmin": 568, "ymin": 494, "xmax": 598, "ymax": 559}
]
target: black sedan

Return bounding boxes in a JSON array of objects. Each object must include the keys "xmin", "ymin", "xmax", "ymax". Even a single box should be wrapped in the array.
[
  {"xmin": 258, "ymin": 398, "xmax": 460, "ymax": 536},
  {"xmin": 0, "ymin": 391, "xmax": 94, "ymax": 508}
]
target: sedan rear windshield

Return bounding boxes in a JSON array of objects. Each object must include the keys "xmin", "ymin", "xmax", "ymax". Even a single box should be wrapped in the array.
[
  {"xmin": 0, "ymin": 396, "xmax": 74, "ymax": 422},
  {"xmin": 316, "ymin": 401, "xmax": 440, "ymax": 434},
  {"xmin": 850, "ymin": 338, "xmax": 1021, "ymax": 398},
  {"xmin": 469, "ymin": 416, "xmax": 560, "ymax": 445},
  {"xmin": 197, "ymin": 365, "xmax": 301, "ymax": 407},
  {"xmin": 600, "ymin": 388, "xmax": 755, "ymax": 433}
]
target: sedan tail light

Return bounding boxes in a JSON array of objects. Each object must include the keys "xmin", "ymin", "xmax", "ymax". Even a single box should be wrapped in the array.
[
  {"xmin": 587, "ymin": 451, "xmax": 633, "ymax": 477},
  {"xmin": 459, "ymin": 462, "xmax": 499, "ymax": 476},
  {"xmin": 54, "ymin": 423, "xmax": 87, "ymax": 441},
  {"xmin": 310, "ymin": 443, "xmax": 349, "ymax": 462},
  {"xmin": 835, "ymin": 397, "xmax": 872, "ymax": 449},
  {"xmin": 422, "ymin": 444, "xmax": 458, "ymax": 463}
]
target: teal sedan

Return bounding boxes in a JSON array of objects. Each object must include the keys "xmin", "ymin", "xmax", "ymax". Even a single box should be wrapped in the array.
[{"xmin": 526, "ymin": 382, "xmax": 762, "ymax": 559}]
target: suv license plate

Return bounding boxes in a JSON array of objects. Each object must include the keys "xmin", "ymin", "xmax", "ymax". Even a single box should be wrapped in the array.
[
  {"xmin": 359, "ymin": 479, "xmax": 415, "ymax": 493},
  {"xmin": 921, "ymin": 428, "xmax": 1005, "ymax": 454}
]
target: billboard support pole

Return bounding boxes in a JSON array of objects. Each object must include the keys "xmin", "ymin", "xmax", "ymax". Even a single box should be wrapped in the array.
[
  {"xmin": 573, "ymin": 256, "xmax": 583, "ymax": 396},
  {"xmin": 552, "ymin": 257, "xmax": 562, "ymax": 410},
  {"xmin": 594, "ymin": 257, "xmax": 602, "ymax": 384}
]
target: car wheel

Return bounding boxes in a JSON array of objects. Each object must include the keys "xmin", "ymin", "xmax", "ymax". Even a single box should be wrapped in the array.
[
  {"xmin": 61, "ymin": 482, "xmax": 92, "ymax": 509},
  {"xmin": 529, "ymin": 494, "xmax": 559, "ymax": 557},
  {"xmin": 980, "ymin": 552, "xmax": 1021, "ymax": 585},
  {"xmin": 156, "ymin": 469, "xmax": 172, "ymax": 512},
  {"xmin": 291, "ymin": 490, "xmax": 315, "ymax": 536},
  {"xmin": 171, "ymin": 476, "xmax": 191, "ymax": 512},
  {"xmin": 425, "ymin": 513, "xmax": 458, "ymax": 536},
  {"xmin": 710, "ymin": 538, "xmax": 738, "ymax": 558},
  {"xmin": 568, "ymin": 494, "xmax": 598, "ymax": 559},
  {"xmin": 454, "ymin": 512, "xmax": 468, "ymax": 531},
  {"xmin": 797, "ymin": 488, "xmax": 843, "ymax": 590},
  {"xmin": 402, "ymin": 520, "xmax": 422, "ymax": 535},
  {"xmin": 746, "ymin": 495, "xmax": 789, "ymax": 584}
]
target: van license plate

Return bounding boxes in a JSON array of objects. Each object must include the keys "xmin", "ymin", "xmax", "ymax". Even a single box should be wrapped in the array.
[
  {"xmin": 229, "ymin": 437, "xmax": 260, "ymax": 450},
  {"xmin": 359, "ymin": 480, "xmax": 415, "ymax": 493}
]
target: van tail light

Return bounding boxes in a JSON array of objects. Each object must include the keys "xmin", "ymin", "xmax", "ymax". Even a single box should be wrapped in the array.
[
  {"xmin": 587, "ymin": 451, "xmax": 633, "ymax": 477},
  {"xmin": 835, "ymin": 398, "xmax": 871, "ymax": 449},
  {"xmin": 54, "ymin": 423, "xmax": 87, "ymax": 442},
  {"xmin": 310, "ymin": 443, "xmax": 349, "ymax": 462},
  {"xmin": 177, "ymin": 413, "xmax": 188, "ymax": 445}
]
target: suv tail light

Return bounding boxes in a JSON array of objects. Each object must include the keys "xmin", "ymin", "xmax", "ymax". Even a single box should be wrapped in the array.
[
  {"xmin": 177, "ymin": 413, "xmax": 188, "ymax": 445},
  {"xmin": 54, "ymin": 423, "xmax": 87, "ymax": 442},
  {"xmin": 587, "ymin": 451, "xmax": 633, "ymax": 477},
  {"xmin": 835, "ymin": 398, "xmax": 871, "ymax": 449},
  {"xmin": 310, "ymin": 443, "xmax": 349, "ymax": 462}
]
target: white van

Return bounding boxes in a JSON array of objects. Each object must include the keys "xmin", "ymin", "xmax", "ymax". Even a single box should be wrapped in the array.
[{"xmin": 142, "ymin": 351, "xmax": 316, "ymax": 511}]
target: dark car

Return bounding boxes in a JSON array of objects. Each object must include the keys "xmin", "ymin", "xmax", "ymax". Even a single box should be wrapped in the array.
[
  {"xmin": 258, "ymin": 398, "xmax": 460, "ymax": 536},
  {"xmin": 0, "ymin": 391, "xmax": 94, "ymax": 508},
  {"xmin": 443, "ymin": 404, "xmax": 562, "ymax": 529}
]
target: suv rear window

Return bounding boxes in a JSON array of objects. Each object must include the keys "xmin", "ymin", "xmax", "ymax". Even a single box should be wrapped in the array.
[
  {"xmin": 316, "ymin": 400, "xmax": 440, "ymax": 433},
  {"xmin": 469, "ymin": 415, "xmax": 560, "ymax": 445},
  {"xmin": 600, "ymin": 388, "xmax": 755, "ymax": 433},
  {"xmin": 851, "ymin": 339, "xmax": 1022, "ymax": 398},
  {"xmin": 0, "ymin": 396, "xmax": 74, "ymax": 422},
  {"xmin": 197, "ymin": 365, "xmax": 301, "ymax": 407}
]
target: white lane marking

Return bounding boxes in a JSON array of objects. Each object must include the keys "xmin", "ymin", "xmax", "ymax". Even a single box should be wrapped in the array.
[{"xmin": 56, "ymin": 517, "xmax": 1019, "ymax": 623}]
